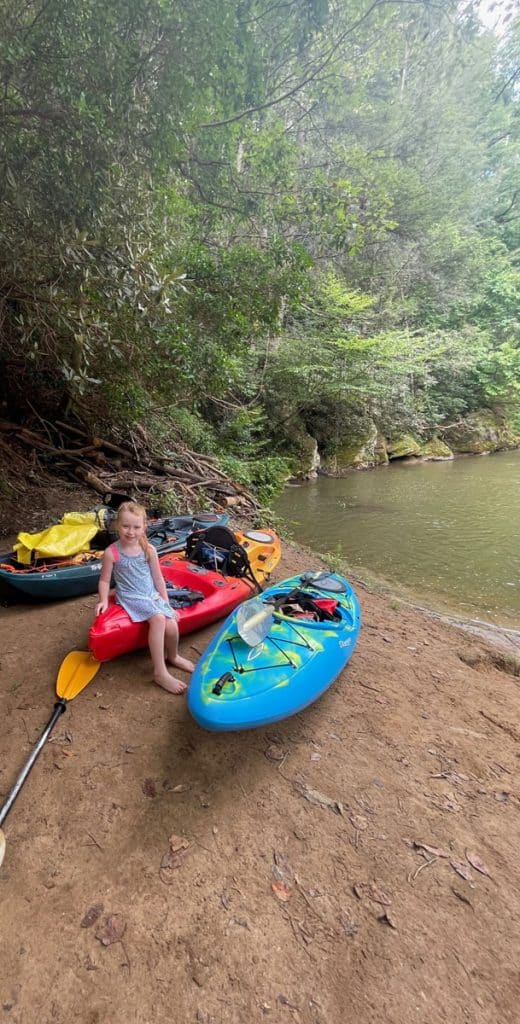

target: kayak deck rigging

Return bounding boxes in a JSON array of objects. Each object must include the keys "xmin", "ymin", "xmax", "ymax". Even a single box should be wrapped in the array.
[{"xmin": 226, "ymin": 620, "xmax": 317, "ymax": 676}]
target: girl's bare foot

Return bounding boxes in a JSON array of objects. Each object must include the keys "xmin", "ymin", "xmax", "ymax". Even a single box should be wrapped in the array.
[
  {"xmin": 167, "ymin": 654, "xmax": 195, "ymax": 673},
  {"xmin": 154, "ymin": 670, "xmax": 187, "ymax": 694}
]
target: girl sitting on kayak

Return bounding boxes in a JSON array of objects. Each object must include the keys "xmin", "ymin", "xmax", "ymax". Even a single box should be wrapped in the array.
[{"xmin": 95, "ymin": 501, "xmax": 194, "ymax": 694}]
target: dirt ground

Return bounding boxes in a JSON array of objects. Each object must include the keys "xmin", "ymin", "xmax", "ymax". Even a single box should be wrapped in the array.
[{"xmin": 1, "ymin": 504, "xmax": 520, "ymax": 1023}]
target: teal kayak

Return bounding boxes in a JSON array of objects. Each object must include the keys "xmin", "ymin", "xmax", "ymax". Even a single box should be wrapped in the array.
[
  {"xmin": 187, "ymin": 571, "xmax": 361, "ymax": 731},
  {"xmin": 0, "ymin": 511, "xmax": 228, "ymax": 601}
]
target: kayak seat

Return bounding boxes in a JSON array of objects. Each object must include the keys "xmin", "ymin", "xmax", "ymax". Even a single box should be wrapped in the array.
[{"xmin": 186, "ymin": 525, "xmax": 261, "ymax": 590}]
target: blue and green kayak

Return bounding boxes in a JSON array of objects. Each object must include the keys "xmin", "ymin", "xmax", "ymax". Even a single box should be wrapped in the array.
[{"xmin": 187, "ymin": 571, "xmax": 361, "ymax": 731}]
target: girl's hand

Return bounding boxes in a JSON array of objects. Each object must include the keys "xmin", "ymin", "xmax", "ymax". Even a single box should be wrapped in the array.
[{"xmin": 95, "ymin": 599, "xmax": 108, "ymax": 617}]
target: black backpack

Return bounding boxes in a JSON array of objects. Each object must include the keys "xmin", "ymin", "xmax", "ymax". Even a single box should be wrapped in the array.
[{"xmin": 185, "ymin": 525, "xmax": 262, "ymax": 590}]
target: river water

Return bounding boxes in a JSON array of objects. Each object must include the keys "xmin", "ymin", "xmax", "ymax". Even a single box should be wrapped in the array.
[{"xmin": 274, "ymin": 450, "xmax": 520, "ymax": 627}]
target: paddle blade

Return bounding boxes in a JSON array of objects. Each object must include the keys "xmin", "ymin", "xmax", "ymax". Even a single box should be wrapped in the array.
[
  {"xmin": 236, "ymin": 597, "xmax": 273, "ymax": 646},
  {"xmin": 235, "ymin": 572, "xmax": 345, "ymax": 647},
  {"xmin": 56, "ymin": 651, "xmax": 101, "ymax": 700}
]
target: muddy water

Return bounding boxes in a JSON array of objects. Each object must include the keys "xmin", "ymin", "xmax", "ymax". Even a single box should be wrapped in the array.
[{"xmin": 274, "ymin": 450, "xmax": 520, "ymax": 627}]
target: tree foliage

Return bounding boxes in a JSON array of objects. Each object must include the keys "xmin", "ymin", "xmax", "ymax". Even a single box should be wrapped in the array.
[{"xmin": 0, "ymin": 0, "xmax": 518, "ymax": 481}]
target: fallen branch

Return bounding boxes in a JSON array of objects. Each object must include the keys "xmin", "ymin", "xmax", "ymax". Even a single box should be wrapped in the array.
[
  {"xmin": 75, "ymin": 467, "xmax": 110, "ymax": 495},
  {"xmin": 2, "ymin": 417, "xmax": 262, "ymax": 514}
]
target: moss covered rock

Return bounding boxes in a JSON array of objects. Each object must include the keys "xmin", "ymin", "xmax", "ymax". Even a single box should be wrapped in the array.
[
  {"xmin": 442, "ymin": 409, "xmax": 520, "ymax": 454},
  {"xmin": 287, "ymin": 429, "xmax": 320, "ymax": 478},
  {"xmin": 386, "ymin": 434, "xmax": 422, "ymax": 459},
  {"xmin": 417, "ymin": 439, "xmax": 454, "ymax": 461},
  {"xmin": 322, "ymin": 422, "xmax": 388, "ymax": 473}
]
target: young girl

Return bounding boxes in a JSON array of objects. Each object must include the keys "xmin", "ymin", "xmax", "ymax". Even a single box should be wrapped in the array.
[{"xmin": 95, "ymin": 501, "xmax": 195, "ymax": 694}]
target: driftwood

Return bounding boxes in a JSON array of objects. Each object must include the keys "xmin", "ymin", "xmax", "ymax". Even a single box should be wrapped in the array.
[{"xmin": 1, "ymin": 418, "xmax": 260, "ymax": 513}]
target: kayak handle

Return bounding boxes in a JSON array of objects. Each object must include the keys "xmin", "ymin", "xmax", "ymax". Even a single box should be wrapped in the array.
[{"xmin": 212, "ymin": 672, "xmax": 235, "ymax": 696}]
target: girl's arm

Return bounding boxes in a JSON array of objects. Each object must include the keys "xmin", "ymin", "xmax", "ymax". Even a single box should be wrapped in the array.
[
  {"xmin": 149, "ymin": 547, "xmax": 169, "ymax": 603},
  {"xmin": 95, "ymin": 548, "xmax": 114, "ymax": 617}
]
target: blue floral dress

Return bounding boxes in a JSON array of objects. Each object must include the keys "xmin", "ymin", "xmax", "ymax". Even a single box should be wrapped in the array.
[{"xmin": 111, "ymin": 543, "xmax": 175, "ymax": 622}]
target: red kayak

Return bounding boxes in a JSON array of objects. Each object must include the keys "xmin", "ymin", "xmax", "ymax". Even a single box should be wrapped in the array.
[{"xmin": 88, "ymin": 561, "xmax": 254, "ymax": 662}]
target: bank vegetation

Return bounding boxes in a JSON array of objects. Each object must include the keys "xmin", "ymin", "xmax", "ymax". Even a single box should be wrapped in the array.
[{"xmin": 1, "ymin": 0, "xmax": 519, "ymax": 509}]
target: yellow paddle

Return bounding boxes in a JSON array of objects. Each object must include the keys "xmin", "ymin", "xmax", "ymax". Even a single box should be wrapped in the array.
[{"xmin": 0, "ymin": 651, "xmax": 101, "ymax": 866}]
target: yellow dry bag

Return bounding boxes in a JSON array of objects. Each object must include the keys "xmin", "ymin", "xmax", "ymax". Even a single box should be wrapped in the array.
[{"xmin": 13, "ymin": 510, "xmax": 108, "ymax": 563}]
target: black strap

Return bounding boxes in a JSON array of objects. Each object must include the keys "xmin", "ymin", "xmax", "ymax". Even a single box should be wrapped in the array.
[
  {"xmin": 165, "ymin": 586, "xmax": 204, "ymax": 608},
  {"xmin": 185, "ymin": 527, "xmax": 263, "ymax": 592}
]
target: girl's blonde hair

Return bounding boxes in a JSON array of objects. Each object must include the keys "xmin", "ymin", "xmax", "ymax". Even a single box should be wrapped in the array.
[{"xmin": 115, "ymin": 501, "xmax": 152, "ymax": 559}]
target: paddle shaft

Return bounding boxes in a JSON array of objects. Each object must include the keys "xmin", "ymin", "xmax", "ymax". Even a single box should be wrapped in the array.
[
  {"xmin": 0, "ymin": 700, "xmax": 67, "ymax": 827},
  {"xmin": 243, "ymin": 583, "xmax": 309, "ymax": 632}
]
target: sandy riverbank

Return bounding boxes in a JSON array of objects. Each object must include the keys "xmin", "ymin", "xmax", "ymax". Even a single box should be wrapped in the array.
[{"xmin": 1, "ymin": 533, "xmax": 519, "ymax": 1024}]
